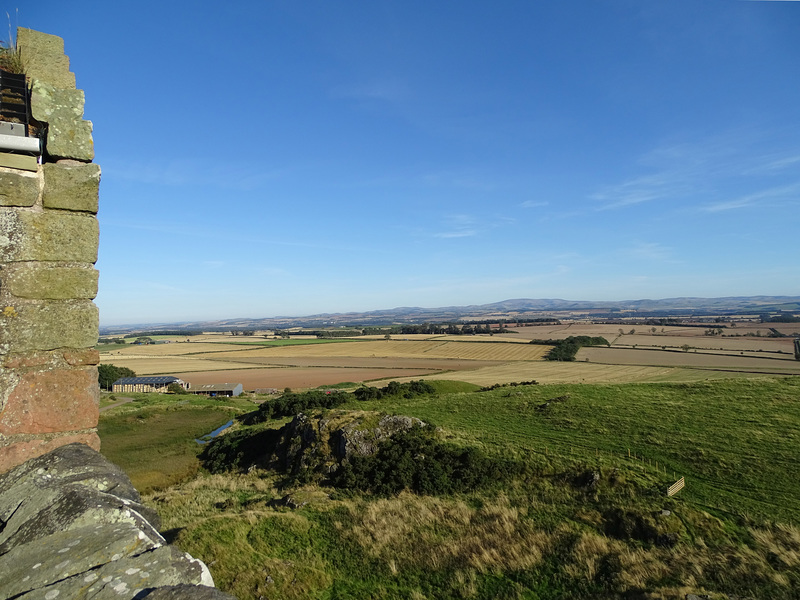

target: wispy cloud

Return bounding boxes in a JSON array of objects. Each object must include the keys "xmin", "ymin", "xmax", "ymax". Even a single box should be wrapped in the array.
[
  {"xmin": 103, "ymin": 159, "xmax": 285, "ymax": 191},
  {"xmin": 421, "ymin": 170, "xmax": 499, "ymax": 192},
  {"xmin": 624, "ymin": 242, "xmax": 676, "ymax": 262},
  {"xmin": 591, "ymin": 173, "xmax": 693, "ymax": 210},
  {"xmin": 433, "ymin": 214, "xmax": 478, "ymax": 239},
  {"xmin": 519, "ymin": 200, "xmax": 549, "ymax": 208},
  {"xmin": 330, "ymin": 79, "xmax": 411, "ymax": 103},
  {"xmin": 699, "ymin": 183, "xmax": 800, "ymax": 212},
  {"xmin": 591, "ymin": 130, "xmax": 800, "ymax": 212}
]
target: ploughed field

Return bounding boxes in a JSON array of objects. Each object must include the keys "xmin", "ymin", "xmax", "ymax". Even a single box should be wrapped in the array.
[{"xmin": 99, "ymin": 324, "xmax": 800, "ymax": 390}]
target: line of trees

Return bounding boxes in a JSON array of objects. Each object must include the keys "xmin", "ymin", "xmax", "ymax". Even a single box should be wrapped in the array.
[
  {"xmin": 123, "ymin": 330, "xmax": 203, "ymax": 337},
  {"xmin": 529, "ymin": 336, "xmax": 609, "ymax": 361},
  {"xmin": 98, "ymin": 364, "xmax": 136, "ymax": 390}
]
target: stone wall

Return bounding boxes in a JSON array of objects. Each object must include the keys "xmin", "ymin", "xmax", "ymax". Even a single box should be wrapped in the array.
[{"xmin": 0, "ymin": 28, "xmax": 100, "ymax": 472}]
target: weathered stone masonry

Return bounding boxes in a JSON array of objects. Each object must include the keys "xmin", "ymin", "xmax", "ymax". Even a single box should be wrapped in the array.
[
  {"xmin": 0, "ymin": 28, "xmax": 101, "ymax": 472},
  {"xmin": 0, "ymin": 30, "xmax": 236, "ymax": 599}
]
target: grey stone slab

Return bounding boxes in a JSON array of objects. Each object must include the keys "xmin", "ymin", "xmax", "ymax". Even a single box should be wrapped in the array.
[
  {"xmin": 0, "ymin": 522, "xmax": 159, "ymax": 598},
  {"xmin": 16, "ymin": 545, "xmax": 215, "ymax": 599},
  {"xmin": 0, "ymin": 444, "xmax": 162, "ymax": 554},
  {"xmin": 142, "ymin": 584, "xmax": 237, "ymax": 599}
]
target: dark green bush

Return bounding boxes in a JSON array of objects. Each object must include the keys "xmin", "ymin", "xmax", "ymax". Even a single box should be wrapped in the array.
[
  {"xmin": 242, "ymin": 390, "xmax": 349, "ymax": 424},
  {"xmin": 331, "ymin": 425, "xmax": 519, "ymax": 496},
  {"xmin": 353, "ymin": 379, "xmax": 435, "ymax": 401},
  {"xmin": 200, "ymin": 427, "xmax": 284, "ymax": 473}
]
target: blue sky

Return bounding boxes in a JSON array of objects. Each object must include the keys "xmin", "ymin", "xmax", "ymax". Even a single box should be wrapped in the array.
[{"xmin": 13, "ymin": 1, "xmax": 800, "ymax": 325}]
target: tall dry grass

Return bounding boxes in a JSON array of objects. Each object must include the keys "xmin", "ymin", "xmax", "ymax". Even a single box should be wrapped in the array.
[{"xmin": 342, "ymin": 492, "xmax": 550, "ymax": 574}]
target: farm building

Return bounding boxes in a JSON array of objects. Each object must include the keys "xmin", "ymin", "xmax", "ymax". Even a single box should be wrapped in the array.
[
  {"xmin": 187, "ymin": 383, "xmax": 243, "ymax": 397},
  {"xmin": 112, "ymin": 376, "xmax": 187, "ymax": 393}
]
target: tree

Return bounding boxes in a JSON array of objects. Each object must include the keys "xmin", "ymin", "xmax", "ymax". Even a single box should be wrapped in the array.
[
  {"xmin": 98, "ymin": 364, "xmax": 136, "ymax": 391},
  {"xmin": 166, "ymin": 382, "xmax": 184, "ymax": 394}
]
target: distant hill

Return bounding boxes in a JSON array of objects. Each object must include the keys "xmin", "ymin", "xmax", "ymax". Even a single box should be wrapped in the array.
[{"xmin": 99, "ymin": 295, "xmax": 800, "ymax": 335}]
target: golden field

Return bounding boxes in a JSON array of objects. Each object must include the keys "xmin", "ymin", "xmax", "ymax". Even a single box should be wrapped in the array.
[{"xmin": 99, "ymin": 322, "xmax": 800, "ymax": 391}]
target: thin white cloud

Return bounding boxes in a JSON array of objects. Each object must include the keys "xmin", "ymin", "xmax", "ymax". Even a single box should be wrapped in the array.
[
  {"xmin": 330, "ymin": 79, "xmax": 410, "ymax": 103},
  {"xmin": 700, "ymin": 182, "xmax": 800, "ymax": 212},
  {"xmin": 433, "ymin": 214, "xmax": 478, "ymax": 239},
  {"xmin": 103, "ymin": 159, "xmax": 284, "ymax": 191},
  {"xmin": 591, "ymin": 130, "xmax": 800, "ymax": 212},
  {"xmin": 625, "ymin": 242, "xmax": 675, "ymax": 262},
  {"xmin": 519, "ymin": 200, "xmax": 549, "ymax": 208}
]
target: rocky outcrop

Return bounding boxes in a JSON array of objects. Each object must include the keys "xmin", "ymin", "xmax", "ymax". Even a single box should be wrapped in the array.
[
  {"xmin": 0, "ymin": 443, "xmax": 235, "ymax": 599},
  {"xmin": 281, "ymin": 412, "xmax": 425, "ymax": 476}
]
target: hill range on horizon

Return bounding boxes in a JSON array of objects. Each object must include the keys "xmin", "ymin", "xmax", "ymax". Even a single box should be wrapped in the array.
[{"xmin": 100, "ymin": 295, "xmax": 800, "ymax": 334}]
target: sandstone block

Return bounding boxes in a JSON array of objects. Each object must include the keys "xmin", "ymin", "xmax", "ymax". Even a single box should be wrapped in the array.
[
  {"xmin": 0, "ymin": 300, "xmax": 98, "ymax": 352},
  {"xmin": 0, "ymin": 368, "xmax": 98, "ymax": 435},
  {"xmin": 0, "ymin": 209, "xmax": 98, "ymax": 262},
  {"xmin": 0, "ymin": 169, "xmax": 40, "ymax": 207},
  {"xmin": 3, "ymin": 264, "xmax": 99, "ymax": 299},
  {"xmin": 63, "ymin": 348, "xmax": 100, "ymax": 366},
  {"xmin": 42, "ymin": 162, "xmax": 100, "ymax": 212},
  {"xmin": 0, "ymin": 433, "xmax": 100, "ymax": 474},
  {"xmin": 16, "ymin": 28, "xmax": 76, "ymax": 89},
  {"xmin": 30, "ymin": 81, "xmax": 94, "ymax": 161},
  {"xmin": 2, "ymin": 350, "xmax": 55, "ymax": 369},
  {"xmin": 30, "ymin": 81, "xmax": 85, "ymax": 122}
]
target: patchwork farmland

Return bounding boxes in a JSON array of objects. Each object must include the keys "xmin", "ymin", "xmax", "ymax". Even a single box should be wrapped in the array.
[{"xmin": 98, "ymin": 321, "xmax": 800, "ymax": 391}]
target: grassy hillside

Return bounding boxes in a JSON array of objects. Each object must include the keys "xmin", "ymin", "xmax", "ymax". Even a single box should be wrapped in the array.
[{"xmin": 99, "ymin": 378, "xmax": 800, "ymax": 599}]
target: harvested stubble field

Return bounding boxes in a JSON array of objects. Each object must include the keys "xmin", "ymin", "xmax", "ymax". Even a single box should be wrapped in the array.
[
  {"xmin": 100, "ymin": 330, "xmax": 800, "ymax": 390},
  {"xmin": 203, "ymin": 340, "xmax": 550, "ymax": 361},
  {"xmin": 174, "ymin": 366, "xmax": 443, "ymax": 390},
  {"xmin": 609, "ymin": 334, "xmax": 794, "ymax": 354},
  {"xmin": 384, "ymin": 360, "xmax": 769, "ymax": 386},
  {"xmin": 580, "ymin": 347, "xmax": 800, "ymax": 374},
  {"xmin": 103, "ymin": 341, "xmax": 249, "ymax": 356},
  {"xmin": 99, "ymin": 356, "xmax": 259, "ymax": 375}
]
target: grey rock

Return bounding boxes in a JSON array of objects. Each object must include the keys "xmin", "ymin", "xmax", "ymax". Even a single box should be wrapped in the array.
[
  {"xmin": 337, "ymin": 414, "xmax": 424, "ymax": 460},
  {"xmin": 16, "ymin": 545, "xmax": 214, "ymax": 599},
  {"xmin": 0, "ymin": 443, "xmax": 161, "ymax": 554},
  {"xmin": 0, "ymin": 522, "xmax": 159, "ymax": 597},
  {"xmin": 142, "ymin": 584, "xmax": 237, "ymax": 599},
  {"xmin": 277, "ymin": 412, "xmax": 425, "ymax": 477},
  {"xmin": 0, "ymin": 443, "xmax": 233, "ymax": 599}
]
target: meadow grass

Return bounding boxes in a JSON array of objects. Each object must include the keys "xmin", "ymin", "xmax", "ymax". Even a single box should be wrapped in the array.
[
  {"xmin": 98, "ymin": 393, "xmax": 254, "ymax": 492},
  {"xmin": 99, "ymin": 377, "xmax": 800, "ymax": 599}
]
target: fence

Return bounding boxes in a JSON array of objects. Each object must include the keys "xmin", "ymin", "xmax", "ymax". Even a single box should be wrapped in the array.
[{"xmin": 667, "ymin": 476, "xmax": 686, "ymax": 497}]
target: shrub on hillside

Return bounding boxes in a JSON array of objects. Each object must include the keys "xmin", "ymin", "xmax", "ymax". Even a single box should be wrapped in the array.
[
  {"xmin": 242, "ymin": 389, "xmax": 350, "ymax": 424},
  {"xmin": 353, "ymin": 379, "xmax": 435, "ymax": 401},
  {"xmin": 200, "ymin": 427, "xmax": 284, "ymax": 474},
  {"xmin": 331, "ymin": 425, "xmax": 520, "ymax": 495}
]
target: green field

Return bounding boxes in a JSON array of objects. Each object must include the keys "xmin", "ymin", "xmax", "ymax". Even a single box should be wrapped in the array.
[
  {"xmin": 99, "ymin": 378, "xmax": 800, "ymax": 600},
  {"xmin": 98, "ymin": 393, "xmax": 254, "ymax": 492}
]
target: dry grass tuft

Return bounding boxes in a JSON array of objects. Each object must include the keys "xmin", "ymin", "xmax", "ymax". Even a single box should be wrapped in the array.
[
  {"xmin": 751, "ymin": 522, "xmax": 800, "ymax": 569},
  {"xmin": 344, "ymin": 493, "xmax": 550, "ymax": 574}
]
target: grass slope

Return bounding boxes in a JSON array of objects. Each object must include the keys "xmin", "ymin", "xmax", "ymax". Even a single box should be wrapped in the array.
[{"xmin": 99, "ymin": 378, "xmax": 800, "ymax": 599}]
